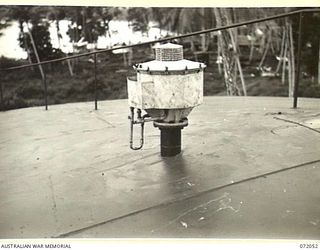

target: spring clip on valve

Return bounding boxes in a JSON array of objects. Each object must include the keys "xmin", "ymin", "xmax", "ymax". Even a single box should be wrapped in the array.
[
  {"xmin": 128, "ymin": 107, "xmax": 165, "ymax": 150},
  {"xmin": 128, "ymin": 107, "xmax": 145, "ymax": 150}
]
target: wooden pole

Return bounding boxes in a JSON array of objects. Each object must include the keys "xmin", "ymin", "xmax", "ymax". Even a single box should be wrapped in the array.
[{"xmin": 289, "ymin": 23, "xmax": 295, "ymax": 96}]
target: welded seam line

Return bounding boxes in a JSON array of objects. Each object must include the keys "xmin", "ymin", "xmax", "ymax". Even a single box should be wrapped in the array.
[
  {"xmin": 55, "ymin": 158, "xmax": 320, "ymax": 238},
  {"xmin": 273, "ymin": 117, "xmax": 320, "ymax": 134}
]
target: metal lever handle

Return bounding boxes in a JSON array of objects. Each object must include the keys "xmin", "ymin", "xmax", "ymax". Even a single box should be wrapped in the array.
[{"xmin": 129, "ymin": 107, "xmax": 145, "ymax": 150}]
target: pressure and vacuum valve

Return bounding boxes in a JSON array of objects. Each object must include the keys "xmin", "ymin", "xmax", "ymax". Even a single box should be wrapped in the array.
[{"xmin": 127, "ymin": 42, "xmax": 206, "ymax": 156}]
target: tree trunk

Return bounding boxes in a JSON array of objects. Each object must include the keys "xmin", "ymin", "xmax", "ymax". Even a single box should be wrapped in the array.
[
  {"xmin": 19, "ymin": 21, "xmax": 34, "ymax": 71},
  {"xmin": 288, "ymin": 40, "xmax": 293, "ymax": 97},
  {"xmin": 217, "ymin": 35, "xmax": 222, "ymax": 75},
  {"xmin": 0, "ymin": 81, "xmax": 4, "ymax": 110},
  {"xmin": 275, "ymin": 28, "xmax": 286, "ymax": 74},
  {"xmin": 214, "ymin": 8, "xmax": 235, "ymax": 95},
  {"xmin": 55, "ymin": 20, "xmax": 73, "ymax": 77},
  {"xmin": 258, "ymin": 31, "xmax": 271, "ymax": 69},
  {"xmin": 201, "ymin": 8, "xmax": 206, "ymax": 52},
  {"xmin": 27, "ymin": 23, "xmax": 45, "ymax": 80},
  {"xmin": 56, "ymin": 20, "xmax": 61, "ymax": 48},
  {"xmin": 190, "ymin": 40, "xmax": 195, "ymax": 53},
  {"xmin": 225, "ymin": 9, "xmax": 246, "ymax": 96},
  {"xmin": 82, "ymin": 7, "xmax": 87, "ymax": 42},
  {"xmin": 228, "ymin": 28, "xmax": 247, "ymax": 96},
  {"xmin": 214, "ymin": 8, "xmax": 245, "ymax": 96},
  {"xmin": 123, "ymin": 52, "xmax": 127, "ymax": 67},
  {"xmin": 67, "ymin": 59, "xmax": 74, "ymax": 77},
  {"xmin": 318, "ymin": 40, "xmax": 320, "ymax": 85},
  {"xmin": 128, "ymin": 48, "xmax": 133, "ymax": 66},
  {"xmin": 249, "ymin": 33, "xmax": 255, "ymax": 63},
  {"xmin": 270, "ymin": 29, "xmax": 275, "ymax": 54},
  {"xmin": 281, "ymin": 30, "xmax": 288, "ymax": 85}
]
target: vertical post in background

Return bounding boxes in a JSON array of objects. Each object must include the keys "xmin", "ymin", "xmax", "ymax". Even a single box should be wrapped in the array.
[
  {"xmin": 43, "ymin": 71, "xmax": 48, "ymax": 110},
  {"xmin": 293, "ymin": 12, "xmax": 303, "ymax": 108},
  {"xmin": 94, "ymin": 53, "xmax": 98, "ymax": 110},
  {"xmin": 0, "ymin": 81, "xmax": 4, "ymax": 110}
]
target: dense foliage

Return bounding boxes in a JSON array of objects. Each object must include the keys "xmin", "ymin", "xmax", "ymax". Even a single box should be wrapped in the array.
[{"xmin": 0, "ymin": 7, "xmax": 319, "ymax": 110}]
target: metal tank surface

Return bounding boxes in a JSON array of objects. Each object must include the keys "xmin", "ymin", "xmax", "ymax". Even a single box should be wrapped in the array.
[{"xmin": 127, "ymin": 43, "xmax": 206, "ymax": 156}]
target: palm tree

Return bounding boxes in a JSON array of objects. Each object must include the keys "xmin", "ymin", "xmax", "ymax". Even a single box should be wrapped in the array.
[
  {"xmin": 214, "ymin": 8, "xmax": 246, "ymax": 96},
  {"xmin": 0, "ymin": 7, "xmax": 10, "ymax": 37},
  {"xmin": 46, "ymin": 7, "xmax": 66, "ymax": 48},
  {"xmin": 8, "ymin": 6, "xmax": 45, "ymax": 78}
]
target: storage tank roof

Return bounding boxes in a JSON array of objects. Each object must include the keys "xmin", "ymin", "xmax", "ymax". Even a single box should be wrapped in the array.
[{"xmin": 1, "ymin": 97, "xmax": 320, "ymax": 238}]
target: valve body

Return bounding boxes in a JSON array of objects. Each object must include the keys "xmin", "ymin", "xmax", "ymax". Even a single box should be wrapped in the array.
[{"xmin": 127, "ymin": 43, "xmax": 205, "ymax": 156}]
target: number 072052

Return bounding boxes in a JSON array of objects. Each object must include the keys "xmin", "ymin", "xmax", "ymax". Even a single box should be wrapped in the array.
[{"xmin": 300, "ymin": 244, "xmax": 318, "ymax": 248}]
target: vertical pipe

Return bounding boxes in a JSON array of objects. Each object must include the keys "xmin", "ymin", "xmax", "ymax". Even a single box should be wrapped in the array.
[
  {"xmin": 293, "ymin": 12, "xmax": 303, "ymax": 108},
  {"xmin": 43, "ymin": 71, "xmax": 48, "ymax": 110},
  {"xmin": 94, "ymin": 53, "xmax": 98, "ymax": 110},
  {"xmin": 160, "ymin": 128, "xmax": 182, "ymax": 157}
]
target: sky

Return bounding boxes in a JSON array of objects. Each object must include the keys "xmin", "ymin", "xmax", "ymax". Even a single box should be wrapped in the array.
[
  {"xmin": 0, "ymin": 19, "xmax": 164, "ymax": 59},
  {"xmin": 0, "ymin": 21, "xmax": 27, "ymax": 59}
]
